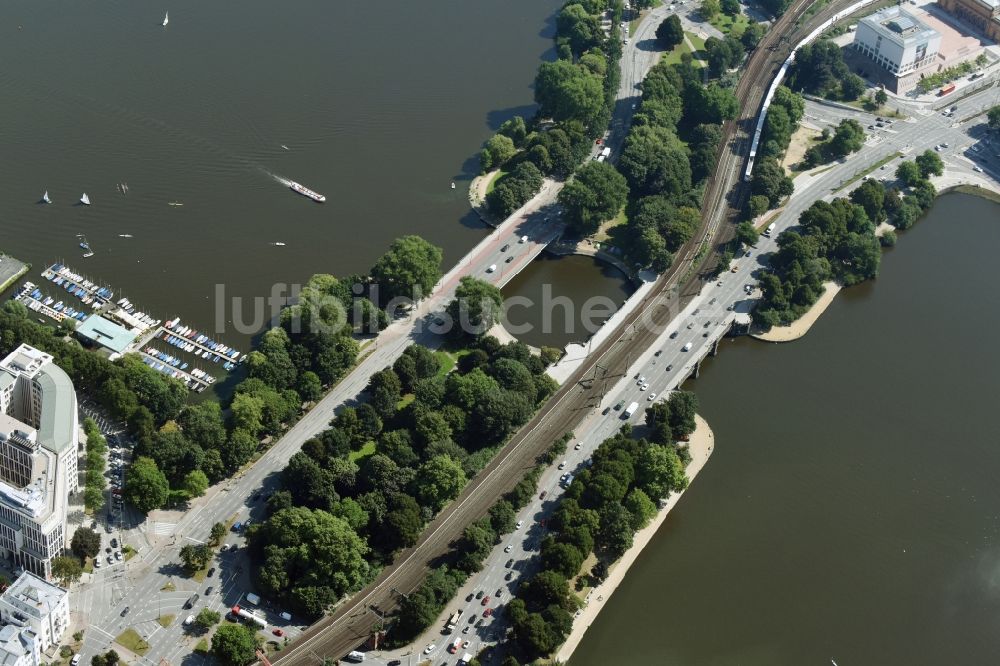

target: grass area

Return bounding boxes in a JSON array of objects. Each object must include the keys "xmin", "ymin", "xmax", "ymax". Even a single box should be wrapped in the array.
[
  {"xmin": 160, "ymin": 581, "xmax": 176, "ymax": 592},
  {"xmin": 832, "ymin": 151, "xmax": 903, "ymax": 193},
  {"xmin": 434, "ymin": 349, "xmax": 460, "ymax": 377},
  {"xmin": 194, "ymin": 639, "xmax": 210, "ymax": 654},
  {"xmin": 395, "ymin": 394, "xmax": 415, "ymax": 410},
  {"xmin": 628, "ymin": 0, "xmax": 661, "ymax": 35},
  {"xmin": 348, "ymin": 440, "xmax": 377, "ymax": 463},
  {"xmin": 844, "ymin": 98, "xmax": 907, "ymax": 119},
  {"xmin": 485, "ymin": 169, "xmax": 507, "ymax": 195},
  {"xmin": 116, "ymin": 629, "xmax": 150, "ymax": 656},
  {"xmin": 157, "ymin": 614, "xmax": 175, "ymax": 628},
  {"xmin": 594, "ymin": 207, "xmax": 628, "ymax": 243},
  {"xmin": 123, "ymin": 545, "xmax": 137, "ymax": 562},
  {"xmin": 82, "ymin": 560, "xmax": 94, "ymax": 575},
  {"xmin": 709, "ymin": 11, "xmax": 749, "ymax": 36}
]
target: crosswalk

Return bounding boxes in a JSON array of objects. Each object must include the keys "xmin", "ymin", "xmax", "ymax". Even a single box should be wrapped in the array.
[{"xmin": 150, "ymin": 522, "xmax": 176, "ymax": 536}]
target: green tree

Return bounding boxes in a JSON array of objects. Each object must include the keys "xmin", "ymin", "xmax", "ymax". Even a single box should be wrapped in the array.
[
  {"xmin": 540, "ymin": 540, "xmax": 585, "ymax": 578},
  {"xmin": 211, "ymin": 624, "xmax": 260, "ymax": 666},
  {"xmin": 748, "ymin": 194, "xmax": 770, "ymax": 219},
  {"xmin": 194, "ymin": 608, "xmax": 221, "ymax": 630},
  {"xmin": 636, "ymin": 444, "xmax": 688, "ymax": 498},
  {"xmin": 489, "ymin": 499, "xmax": 517, "ymax": 535},
  {"xmin": 182, "ymin": 470, "xmax": 209, "ymax": 498},
  {"xmin": 534, "ymin": 60, "xmax": 605, "ymax": 127},
  {"xmin": 915, "ymin": 149, "xmax": 944, "ymax": 178},
  {"xmin": 655, "ymin": 15, "xmax": 684, "ymax": 48},
  {"xmin": 839, "ymin": 73, "xmax": 866, "ymax": 101},
  {"xmin": 297, "ymin": 371, "xmax": 323, "ymax": 402},
  {"xmin": 367, "ymin": 368, "xmax": 402, "ymax": 418},
  {"xmin": 498, "ymin": 116, "xmax": 528, "ymax": 146},
  {"xmin": 51, "ymin": 556, "xmax": 82, "ymax": 587},
  {"xmin": 735, "ymin": 221, "xmax": 759, "ymax": 246},
  {"xmin": 618, "ymin": 125, "xmax": 692, "ymax": 198},
  {"xmin": 721, "ymin": 0, "xmax": 740, "ymax": 15},
  {"xmin": 480, "ymin": 134, "xmax": 518, "ymax": 173},
  {"xmin": 71, "ymin": 527, "xmax": 101, "ymax": 561},
  {"xmin": 701, "ymin": 0, "xmax": 721, "ymax": 19},
  {"xmin": 446, "ymin": 277, "xmax": 504, "ymax": 337},
  {"xmin": 370, "ymin": 235, "xmax": 444, "ymax": 303},
  {"xmin": 558, "ymin": 161, "xmax": 630, "ymax": 236},
  {"xmin": 829, "ymin": 119, "xmax": 865, "ymax": 157},
  {"xmin": 751, "ymin": 157, "xmax": 794, "ymax": 208},
  {"xmin": 179, "ymin": 544, "xmax": 213, "ymax": 574},
  {"xmin": 413, "ymin": 455, "xmax": 467, "ymax": 512},
  {"xmin": 624, "ymin": 487, "xmax": 658, "ymax": 530},
  {"xmin": 850, "ymin": 179, "xmax": 886, "ymax": 223},
  {"xmin": 124, "ymin": 456, "xmax": 169, "ymax": 514},
  {"xmin": 210, "ymin": 522, "xmax": 227, "ymax": 547},
  {"xmin": 874, "ymin": 89, "xmax": 888, "ymax": 107},
  {"xmin": 988, "ymin": 106, "xmax": 1000, "ymax": 131},
  {"xmin": 741, "ymin": 22, "xmax": 767, "ymax": 51},
  {"xmin": 895, "ymin": 160, "xmax": 923, "ymax": 187}
]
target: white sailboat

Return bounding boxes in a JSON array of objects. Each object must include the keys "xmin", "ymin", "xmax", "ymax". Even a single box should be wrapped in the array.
[
  {"xmin": 80, "ymin": 193, "xmax": 91, "ymax": 205},
  {"xmin": 162, "ymin": 12, "xmax": 169, "ymax": 26},
  {"xmin": 41, "ymin": 191, "xmax": 52, "ymax": 204}
]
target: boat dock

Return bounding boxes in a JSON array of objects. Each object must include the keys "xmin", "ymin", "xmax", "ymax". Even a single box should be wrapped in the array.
[
  {"xmin": 138, "ymin": 345, "xmax": 215, "ymax": 392},
  {"xmin": 12, "ymin": 282, "xmax": 86, "ymax": 324},
  {"xmin": 135, "ymin": 318, "xmax": 244, "ymax": 371},
  {"xmin": 41, "ymin": 263, "xmax": 114, "ymax": 308}
]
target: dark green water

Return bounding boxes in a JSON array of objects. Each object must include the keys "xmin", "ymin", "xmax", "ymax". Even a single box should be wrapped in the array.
[
  {"xmin": 571, "ymin": 192, "xmax": 1000, "ymax": 665},
  {"xmin": 500, "ymin": 254, "xmax": 634, "ymax": 348},
  {"xmin": 0, "ymin": 0, "xmax": 561, "ymax": 344}
]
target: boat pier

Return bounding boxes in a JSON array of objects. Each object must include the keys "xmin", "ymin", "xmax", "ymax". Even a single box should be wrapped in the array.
[
  {"xmin": 135, "ymin": 318, "xmax": 244, "ymax": 371},
  {"xmin": 12, "ymin": 282, "xmax": 83, "ymax": 324},
  {"xmin": 41, "ymin": 263, "xmax": 114, "ymax": 309},
  {"xmin": 137, "ymin": 345, "xmax": 215, "ymax": 392}
]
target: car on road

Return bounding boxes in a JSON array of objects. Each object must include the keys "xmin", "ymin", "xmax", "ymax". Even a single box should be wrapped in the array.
[
  {"xmin": 682, "ymin": 342, "xmax": 693, "ymax": 351},
  {"xmin": 558, "ymin": 461, "xmax": 567, "ymax": 470},
  {"xmin": 654, "ymin": 350, "xmax": 662, "ymax": 356},
  {"xmin": 71, "ymin": 656, "xmax": 81, "ymax": 666},
  {"xmin": 519, "ymin": 235, "xmax": 528, "ymax": 243},
  {"xmin": 539, "ymin": 490, "xmax": 547, "ymax": 499},
  {"xmin": 114, "ymin": 551, "xmax": 122, "ymax": 561},
  {"xmin": 462, "ymin": 626, "xmax": 471, "ymax": 634},
  {"xmin": 731, "ymin": 265, "xmax": 738, "ymax": 272},
  {"xmin": 670, "ymin": 331, "xmax": 678, "ymax": 339},
  {"xmin": 466, "ymin": 593, "xmax": 474, "ymax": 602},
  {"xmin": 483, "ymin": 608, "xmax": 494, "ymax": 617},
  {"xmin": 388, "ymin": 661, "xmax": 402, "ymax": 666},
  {"xmin": 184, "ymin": 615, "xmax": 195, "ymax": 626},
  {"xmin": 501, "ymin": 244, "xmax": 510, "ymax": 252},
  {"xmin": 614, "ymin": 400, "xmax": 625, "ymax": 410},
  {"xmin": 504, "ymin": 544, "xmax": 513, "ymax": 553},
  {"xmin": 574, "ymin": 442, "xmax": 582, "ymax": 451},
  {"xmin": 505, "ymin": 571, "xmax": 514, "ymax": 580},
  {"xmin": 648, "ymin": 393, "xmax": 657, "ymax": 401},
  {"xmin": 120, "ymin": 607, "xmax": 130, "ymax": 617},
  {"xmin": 424, "ymin": 644, "xmax": 436, "ymax": 655},
  {"xmin": 516, "ymin": 520, "xmax": 523, "ymax": 529},
  {"xmin": 220, "ymin": 544, "xmax": 229, "ymax": 552},
  {"xmin": 205, "ymin": 586, "xmax": 214, "ymax": 595},
  {"xmin": 272, "ymin": 629, "xmax": 284, "ymax": 637},
  {"xmin": 639, "ymin": 383, "xmax": 648, "ymax": 391},
  {"xmin": 495, "ymin": 588, "xmax": 503, "ymax": 597},
  {"xmin": 602, "ymin": 406, "xmax": 611, "ymax": 415},
  {"xmin": 476, "ymin": 590, "xmax": 484, "ymax": 599},
  {"xmin": 636, "ymin": 375, "xmax": 645, "ymax": 384},
  {"xmin": 107, "ymin": 556, "xmax": 113, "ymax": 565},
  {"xmin": 486, "ymin": 264, "xmax": 497, "ymax": 273},
  {"xmin": 974, "ymin": 165, "xmax": 984, "ymax": 172},
  {"xmin": 666, "ymin": 364, "xmax": 673, "ymax": 371},
  {"xmin": 481, "ymin": 596, "xmax": 491, "ymax": 605},
  {"xmin": 505, "ymin": 255, "xmax": 514, "ymax": 263},
  {"xmin": 208, "ymin": 567, "xmax": 216, "ymax": 577},
  {"xmin": 111, "ymin": 538, "xmax": 118, "ymax": 548}
]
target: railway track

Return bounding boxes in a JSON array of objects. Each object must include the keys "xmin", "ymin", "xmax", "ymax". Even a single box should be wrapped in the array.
[{"xmin": 273, "ymin": 4, "xmax": 859, "ymax": 663}]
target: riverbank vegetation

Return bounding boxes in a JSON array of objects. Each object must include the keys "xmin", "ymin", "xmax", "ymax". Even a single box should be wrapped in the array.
[
  {"xmin": 754, "ymin": 154, "xmax": 940, "ymax": 328},
  {"xmin": 501, "ymin": 392, "xmax": 695, "ymax": 662}
]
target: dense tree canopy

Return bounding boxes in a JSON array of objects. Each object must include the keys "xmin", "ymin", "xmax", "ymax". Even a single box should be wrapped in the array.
[
  {"xmin": 370, "ymin": 235, "xmax": 444, "ymax": 303},
  {"xmin": 656, "ymin": 15, "xmax": 684, "ymax": 48},
  {"xmin": 558, "ymin": 161, "xmax": 630, "ymax": 235}
]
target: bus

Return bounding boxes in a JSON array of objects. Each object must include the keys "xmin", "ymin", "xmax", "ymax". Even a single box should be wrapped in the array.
[{"xmin": 231, "ymin": 605, "xmax": 267, "ymax": 630}]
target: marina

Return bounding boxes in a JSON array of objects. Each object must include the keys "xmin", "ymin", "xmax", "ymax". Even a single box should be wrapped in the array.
[{"xmin": 139, "ymin": 346, "xmax": 215, "ymax": 392}]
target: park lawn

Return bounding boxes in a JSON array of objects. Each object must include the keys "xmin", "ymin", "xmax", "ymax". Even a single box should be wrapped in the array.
[
  {"xmin": 157, "ymin": 614, "xmax": 175, "ymax": 628},
  {"xmin": 116, "ymin": 629, "xmax": 150, "ymax": 656},
  {"xmin": 594, "ymin": 207, "xmax": 628, "ymax": 243},
  {"xmin": 485, "ymin": 169, "xmax": 507, "ymax": 195},
  {"xmin": 123, "ymin": 544, "xmax": 137, "ymax": 562},
  {"xmin": 349, "ymin": 440, "xmax": 377, "ymax": 463},
  {"xmin": 435, "ymin": 349, "xmax": 461, "ymax": 377},
  {"xmin": 664, "ymin": 32, "xmax": 707, "ymax": 68},
  {"xmin": 710, "ymin": 11, "xmax": 750, "ymax": 36}
]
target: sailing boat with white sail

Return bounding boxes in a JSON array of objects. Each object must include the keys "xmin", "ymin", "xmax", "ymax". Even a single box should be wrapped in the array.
[
  {"xmin": 41, "ymin": 191, "xmax": 51, "ymax": 204},
  {"xmin": 162, "ymin": 12, "xmax": 169, "ymax": 26},
  {"xmin": 80, "ymin": 193, "xmax": 91, "ymax": 205}
]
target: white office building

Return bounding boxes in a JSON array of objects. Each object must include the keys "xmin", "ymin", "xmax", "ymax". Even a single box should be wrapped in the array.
[
  {"xmin": 0, "ymin": 346, "xmax": 79, "ymax": 580},
  {"xmin": 0, "ymin": 572, "xmax": 69, "ymax": 652},
  {"xmin": 853, "ymin": 6, "xmax": 941, "ymax": 76}
]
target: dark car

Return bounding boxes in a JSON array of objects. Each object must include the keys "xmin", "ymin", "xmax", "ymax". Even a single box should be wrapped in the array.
[
  {"xmin": 602, "ymin": 407, "xmax": 611, "ymax": 415},
  {"xmin": 654, "ymin": 350, "xmax": 662, "ymax": 356},
  {"xmin": 505, "ymin": 558, "xmax": 514, "ymax": 568},
  {"xmin": 466, "ymin": 593, "xmax": 474, "ymax": 602},
  {"xmin": 205, "ymin": 586, "xmax": 215, "ymax": 595},
  {"xmin": 505, "ymin": 255, "xmax": 514, "ymax": 263},
  {"xmin": 111, "ymin": 538, "xmax": 118, "ymax": 548},
  {"xmin": 670, "ymin": 331, "xmax": 678, "ymax": 339},
  {"xmin": 666, "ymin": 364, "xmax": 673, "ymax": 371},
  {"xmin": 539, "ymin": 490, "xmax": 547, "ymax": 499},
  {"xmin": 505, "ymin": 571, "xmax": 513, "ymax": 581},
  {"xmin": 184, "ymin": 594, "xmax": 200, "ymax": 609},
  {"xmin": 208, "ymin": 567, "xmax": 216, "ymax": 577},
  {"xmin": 388, "ymin": 661, "xmax": 402, "ymax": 666},
  {"xmin": 495, "ymin": 588, "xmax": 503, "ymax": 597},
  {"xmin": 120, "ymin": 607, "xmax": 130, "ymax": 617},
  {"xmin": 501, "ymin": 244, "xmax": 510, "ymax": 252},
  {"xmin": 475, "ymin": 590, "xmax": 484, "ymax": 599}
]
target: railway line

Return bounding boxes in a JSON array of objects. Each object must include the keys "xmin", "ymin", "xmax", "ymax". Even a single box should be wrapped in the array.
[{"xmin": 273, "ymin": 3, "xmax": 859, "ymax": 663}]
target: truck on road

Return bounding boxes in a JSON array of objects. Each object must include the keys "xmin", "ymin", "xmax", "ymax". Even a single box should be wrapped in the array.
[
  {"xmin": 231, "ymin": 605, "xmax": 267, "ymax": 629},
  {"xmin": 446, "ymin": 609, "xmax": 463, "ymax": 631},
  {"xmin": 623, "ymin": 401, "xmax": 639, "ymax": 418},
  {"xmin": 764, "ymin": 222, "xmax": 776, "ymax": 237}
]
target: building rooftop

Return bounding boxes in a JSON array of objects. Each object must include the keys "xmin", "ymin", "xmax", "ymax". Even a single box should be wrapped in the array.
[
  {"xmin": 75, "ymin": 315, "xmax": 136, "ymax": 355},
  {"xmin": 33, "ymin": 366, "xmax": 75, "ymax": 455},
  {"xmin": 0, "ymin": 624, "xmax": 33, "ymax": 666},
  {"xmin": 0, "ymin": 415, "xmax": 36, "ymax": 449},
  {"xmin": 0, "ymin": 347, "xmax": 51, "ymax": 380},
  {"xmin": 862, "ymin": 5, "xmax": 938, "ymax": 43},
  {"xmin": 2, "ymin": 572, "xmax": 67, "ymax": 620}
]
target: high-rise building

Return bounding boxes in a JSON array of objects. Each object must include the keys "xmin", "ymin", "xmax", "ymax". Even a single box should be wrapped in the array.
[
  {"xmin": 0, "ymin": 345, "xmax": 79, "ymax": 580},
  {"xmin": 0, "ymin": 572, "xmax": 70, "ymax": 666},
  {"xmin": 853, "ymin": 6, "xmax": 941, "ymax": 79}
]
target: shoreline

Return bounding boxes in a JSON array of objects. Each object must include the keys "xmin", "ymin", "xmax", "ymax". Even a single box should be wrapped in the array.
[
  {"xmin": 751, "ymin": 280, "xmax": 842, "ymax": 343},
  {"xmin": 554, "ymin": 414, "xmax": 715, "ymax": 664}
]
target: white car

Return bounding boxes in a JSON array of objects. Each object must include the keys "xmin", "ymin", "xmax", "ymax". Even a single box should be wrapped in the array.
[
  {"xmin": 504, "ymin": 544, "xmax": 513, "ymax": 553},
  {"xmin": 639, "ymin": 383, "xmax": 648, "ymax": 391},
  {"xmin": 516, "ymin": 520, "xmax": 523, "ymax": 529},
  {"xmin": 682, "ymin": 342, "xmax": 693, "ymax": 352},
  {"xmin": 94, "ymin": 558, "xmax": 102, "ymax": 569},
  {"xmin": 487, "ymin": 264, "xmax": 497, "ymax": 273},
  {"xmin": 519, "ymin": 235, "xmax": 528, "ymax": 243},
  {"xmin": 424, "ymin": 644, "xmax": 436, "ymax": 655},
  {"xmin": 973, "ymin": 165, "xmax": 984, "ymax": 172},
  {"xmin": 574, "ymin": 442, "xmax": 582, "ymax": 450},
  {"xmin": 558, "ymin": 461, "xmax": 567, "ymax": 470},
  {"xmin": 648, "ymin": 392, "xmax": 657, "ymax": 401}
]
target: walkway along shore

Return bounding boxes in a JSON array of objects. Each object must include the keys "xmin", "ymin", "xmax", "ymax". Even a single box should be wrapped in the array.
[{"xmin": 554, "ymin": 414, "xmax": 715, "ymax": 663}]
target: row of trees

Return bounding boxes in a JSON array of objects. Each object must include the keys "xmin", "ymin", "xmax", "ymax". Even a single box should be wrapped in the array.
[
  {"xmin": 245, "ymin": 331, "xmax": 561, "ymax": 618},
  {"xmin": 506, "ymin": 392, "xmax": 696, "ymax": 660},
  {"xmin": 82, "ymin": 417, "xmax": 107, "ymax": 513}
]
